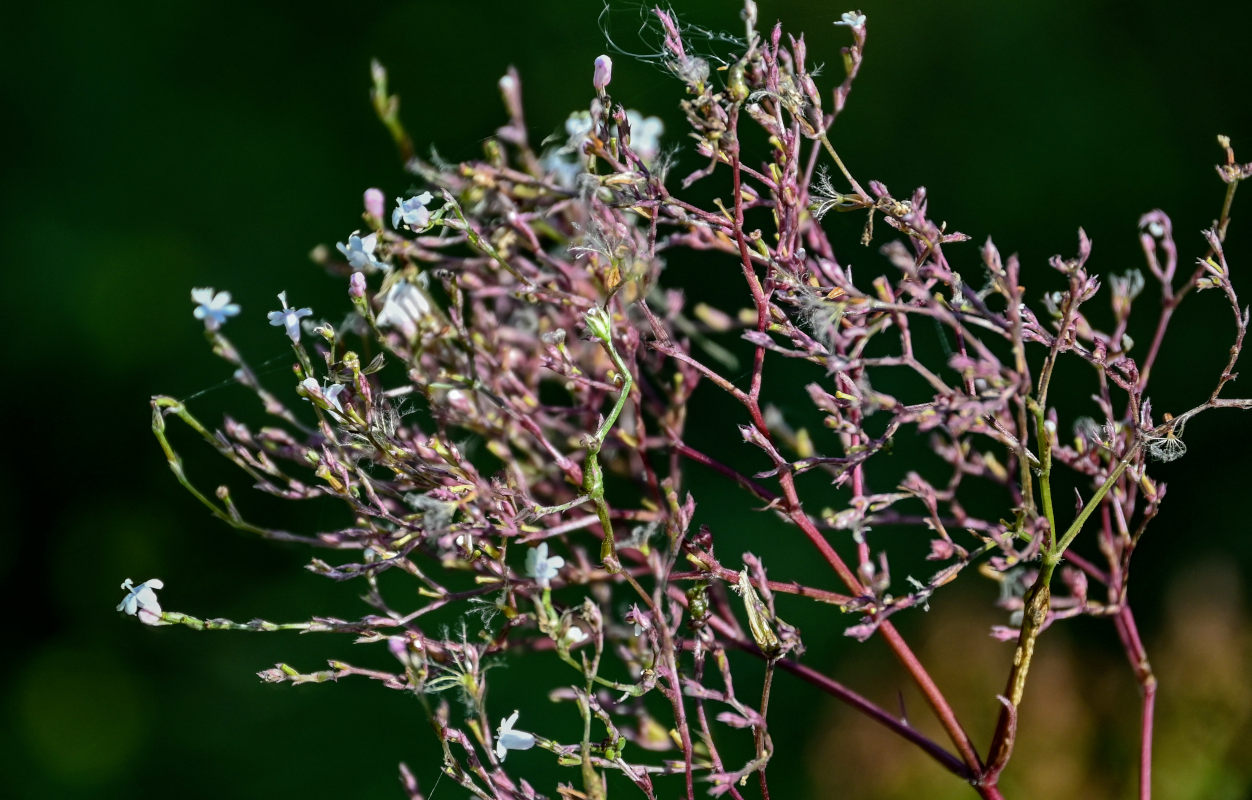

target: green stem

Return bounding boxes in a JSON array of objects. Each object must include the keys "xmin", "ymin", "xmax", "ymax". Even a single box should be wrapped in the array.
[
  {"xmin": 987, "ymin": 442, "xmax": 1138, "ymax": 772},
  {"xmin": 585, "ymin": 319, "xmax": 635, "ymax": 570},
  {"xmin": 1031, "ymin": 403, "xmax": 1057, "ymax": 549},
  {"xmin": 1048, "ymin": 449, "xmax": 1135, "ymax": 563}
]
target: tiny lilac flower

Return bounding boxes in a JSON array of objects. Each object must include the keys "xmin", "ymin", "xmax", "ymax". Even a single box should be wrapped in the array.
[
  {"xmin": 117, "ymin": 578, "xmax": 165, "ymax": 625},
  {"xmin": 336, "ymin": 231, "xmax": 386, "ymax": 272},
  {"xmin": 267, "ymin": 291, "xmax": 313, "ymax": 343},
  {"xmin": 349, "ymin": 271, "xmax": 367, "ymax": 300},
  {"xmin": 525, "ymin": 542, "xmax": 564, "ymax": 588},
  {"xmin": 190, "ymin": 288, "xmax": 240, "ymax": 332},
  {"xmin": 495, "ymin": 710, "xmax": 536, "ymax": 761},
  {"xmin": 364, "ymin": 187, "xmax": 385, "ymax": 221},
  {"xmin": 392, "ymin": 192, "xmax": 434, "ymax": 231},
  {"xmin": 593, "ymin": 54, "xmax": 613, "ymax": 91}
]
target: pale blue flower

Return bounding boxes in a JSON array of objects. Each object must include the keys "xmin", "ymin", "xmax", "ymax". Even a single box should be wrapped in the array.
[
  {"xmin": 336, "ymin": 231, "xmax": 386, "ymax": 272},
  {"xmin": 525, "ymin": 542, "xmax": 564, "ymax": 587},
  {"xmin": 392, "ymin": 192, "xmax": 434, "ymax": 231},
  {"xmin": 267, "ymin": 291, "xmax": 313, "ymax": 343},
  {"xmin": 117, "ymin": 578, "xmax": 164, "ymax": 625},
  {"xmin": 190, "ymin": 287, "xmax": 240, "ymax": 331},
  {"xmin": 495, "ymin": 710, "xmax": 536, "ymax": 761}
]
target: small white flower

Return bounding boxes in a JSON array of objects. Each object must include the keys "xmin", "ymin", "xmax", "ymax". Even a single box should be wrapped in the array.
[
  {"xmin": 625, "ymin": 110, "xmax": 664, "ymax": 165},
  {"xmin": 300, "ymin": 377, "xmax": 346, "ymax": 413},
  {"xmin": 495, "ymin": 710, "xmax": 536, "ymax": 761},
  {"xmin": 525, "ymin": 542, "xmax": 565, "ymax": 588},
  {"xmin": 835, "ymin": 11, "xmax": 866, "ymax": 29},
  {"xmin": 565, "ymin": 110, "xmax": 593, "ymax": 144},
  {"xmin": 376, "ymin": 279, "xmax": 435, "ymax": 339},
  {"xmin": 539, "ymin": 150, "xmax": 583, "ymax": 189},
  {"xmin": 117, "ymin": 578, "xmax": 165, "ymax": 625},
  {"xmin": 562, "ymin": 626, "xmax": 588, "ymax": 647},
  {"xmin": 324, "ymin": 383, "xmax": 346, "ymax": 412},
  {"xmin": 190, "ymin": 288, "xmax": 240, "ymax": 332},
  {"xmin": 336, "ymin": 231, "xmax": 387, "ymax": 272},
  {"xmin": 267, "ymin": 291, "xmax": 313, "ymax": 343}
]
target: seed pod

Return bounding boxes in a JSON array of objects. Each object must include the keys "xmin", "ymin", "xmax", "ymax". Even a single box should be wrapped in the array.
[{"xmin": 735, "ymin": 570, "xmax": 780, "ymax": 657}]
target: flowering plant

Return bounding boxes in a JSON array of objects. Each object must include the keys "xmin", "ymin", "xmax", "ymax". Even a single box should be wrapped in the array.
[{"xmin": 136, "ymin": 4, "xmax": 1252, "ymax": 798}]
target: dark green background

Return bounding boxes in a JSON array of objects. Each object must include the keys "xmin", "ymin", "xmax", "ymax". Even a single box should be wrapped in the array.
[{"xmin": 7, "ymin": 1, "xmax": 1252, "ymax": 798}]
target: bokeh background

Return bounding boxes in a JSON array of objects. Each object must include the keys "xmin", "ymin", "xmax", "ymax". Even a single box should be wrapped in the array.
[{"xmin": 7, "ymin": 1, "xmax": 1252, "ymax": 798}]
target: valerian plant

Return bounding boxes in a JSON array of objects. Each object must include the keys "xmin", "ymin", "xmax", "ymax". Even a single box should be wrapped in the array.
[{"xmin": 134, "ymin": 4, "xmax": 1252, "ymax": 798}]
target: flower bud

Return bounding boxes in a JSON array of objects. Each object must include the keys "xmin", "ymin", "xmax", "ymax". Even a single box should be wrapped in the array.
[
  {"xmin": 363, "ymin": 187, "xmax": 385, "ymax": 222},
  {"xmin": 584, "ymin": 306, "xmax": 613, "ymax": 343},
  {"xmin": 593, "ymin": 54, "xmax": 613, "ymax": 92}
]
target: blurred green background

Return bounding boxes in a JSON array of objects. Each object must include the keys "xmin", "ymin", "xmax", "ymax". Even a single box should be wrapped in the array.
[{"xmin": 6, "ymin": 1, "xmax": 1252, "ymax": 797}]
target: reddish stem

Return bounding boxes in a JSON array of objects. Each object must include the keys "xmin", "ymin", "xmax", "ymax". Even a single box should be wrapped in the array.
[
  {"xmin": 705, "ymin": 614, "xmax": 970, "ymax": 781},
  {"xmin": 1114, "ymin": 605, "xmax": 1156, "ymax": 800}
]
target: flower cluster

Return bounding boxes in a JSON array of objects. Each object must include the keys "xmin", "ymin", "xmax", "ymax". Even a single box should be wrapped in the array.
[{"xmin": 140, "ymin": 4, "xmax": 1252, "ymax": 799}]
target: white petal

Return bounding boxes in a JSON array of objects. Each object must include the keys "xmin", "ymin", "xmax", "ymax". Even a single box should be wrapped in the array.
[
  {"xmin": 499, "ymin": 710, "xmax": 520, "ymax": 733},
  {"xmin": 135, "ymin": 586, "xmax": 161, "ymax": 610},
  {"xmin": 498, "ymin": 729, "xmax": 536, "ymax": 752}
]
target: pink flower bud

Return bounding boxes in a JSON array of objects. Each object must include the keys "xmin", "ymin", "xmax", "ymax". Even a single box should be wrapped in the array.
[
  {"xmin": 593, "ymin": 55, "xmax": 613, "ymax": 91},
  {"xmin": 349, "ymin": 271, "xmax": 367, "ymax": 300},
  {"xmin": 364, "ymin": 187, "xmax": 385, "ymax": 221}
]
